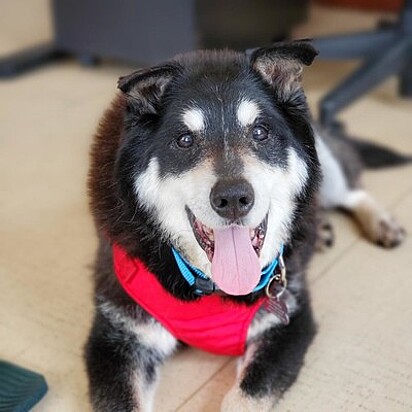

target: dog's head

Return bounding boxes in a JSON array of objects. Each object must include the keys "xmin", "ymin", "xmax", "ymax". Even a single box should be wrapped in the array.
[{"xmin": 108, "ymin": 41, "xmax": 319, "ymax": 296}]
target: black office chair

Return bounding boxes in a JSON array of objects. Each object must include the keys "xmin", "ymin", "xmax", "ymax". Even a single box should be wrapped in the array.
[{"xmin": 313, "ymin": 0, "xmax": 412, "ymax": 127}]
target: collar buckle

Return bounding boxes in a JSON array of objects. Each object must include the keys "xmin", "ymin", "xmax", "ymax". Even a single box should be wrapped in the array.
[{"xmin": 194, "ymin": 278, "xmax": 215, "ymax": 295}]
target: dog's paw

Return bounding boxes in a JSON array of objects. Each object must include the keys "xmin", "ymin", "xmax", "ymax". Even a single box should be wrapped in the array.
[
  {"xmin": 346, "ymin": 190, "xmax": 406, "ymax": 249},
  {"xmin": 374, "ymin": 216, "xmax": 406, "ymax": 248},
  {"xmin": 316, "ymin": 216, "xmax": 335, "ymax": 252},
  {"xmin": 221, "ymin": 386, "xmax": 275, "ymax": 412}
]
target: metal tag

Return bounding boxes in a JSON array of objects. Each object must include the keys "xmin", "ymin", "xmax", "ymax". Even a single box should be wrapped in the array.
[
  {"xmin": 265, "ymin": 293, "xmax": 290, "ymax": 325},
  {"xmin": 264, "ymin": 255, "xmax": 289, "ymax": 325}
]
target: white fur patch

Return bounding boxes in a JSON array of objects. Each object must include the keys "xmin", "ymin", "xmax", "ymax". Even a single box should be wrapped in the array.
[
  {"xmin": 315, "ymin": 133, "xmax": 350, "ymax": 208},
  {"xmin": 133, "ymin": 321, "xmax": 177, "ymax": 357},
  {"xmin": 133, "ymin": 370, "xmax": 157, "ymax": 412},
  {"xmin": 99, "ymin": 301, "xmax": 177, "ymax": 357},
  {"xmin": 247, "ymin": 311, "xmax": 282, "ymax": 342},
  {"xmin": 243, "ymin": 148, "xmax": 308, "ymax": 267},
  {"xmin": 341, "ymin": 189, "xmax": 371, "ymax": 209},
  {"xmin": 221, "ymin": 383, "xmax": 276, "ymax": 412},
  {"xmin": 182, "ymin": 107, "xmax": 205, "ymax": 132},
  {"xmin": 236, "ymin": 99, "xmax": 260, "ymax": 127},
  {"xmin": 135, "ymin": 157, "xmax": 217, "ymax": 274}
]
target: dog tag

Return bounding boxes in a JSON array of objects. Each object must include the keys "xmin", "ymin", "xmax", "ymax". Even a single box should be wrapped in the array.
[
  {"xmin": 265, "ymin": 294, "xmax": 290, "ymax": 325},
  {"xmin": 264, "ymin": 255, "xmax": 289, "ymax": 325}
]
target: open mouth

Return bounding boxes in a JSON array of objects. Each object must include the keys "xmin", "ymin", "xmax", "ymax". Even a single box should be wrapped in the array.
[
  {"xmin": 186, "ymin": 207, "xmax": 268, "ymax": 295},
  {"xmin": 186, "ymin": 208, "xmax": 268, "ymax": 262}
]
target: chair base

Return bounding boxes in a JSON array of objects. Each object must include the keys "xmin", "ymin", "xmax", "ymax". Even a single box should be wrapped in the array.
[{"xmin": 313, "ymin": 0, "xmax": 412, "ymax": 126}]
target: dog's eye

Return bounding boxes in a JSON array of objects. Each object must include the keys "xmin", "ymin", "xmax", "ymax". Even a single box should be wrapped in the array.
[
  {"xmin": 176, "ymin": 133, "xmax": 194, "ymax": 148},
  {"xmin": 252, "ymin": 125, "xmax": 269, "ymax": 141}
]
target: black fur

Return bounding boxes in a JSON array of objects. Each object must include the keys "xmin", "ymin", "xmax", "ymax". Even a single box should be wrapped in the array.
[
  {"xmin": 241, "ymin": 288, "xmax": 316, "ymax": 397},
  {"xmin": 347, "ymin": 136, "xmax": 412, "ymax": 169},
  {"xmin": 250, "ymin": 39, "xmax": 318, "ymax": 67}
]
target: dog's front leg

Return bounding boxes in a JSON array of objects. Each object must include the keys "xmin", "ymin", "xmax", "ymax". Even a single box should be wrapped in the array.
[
  {"xmin": 221, "ymin": 293, "xmax": 316, "ymax": 412},
  {"xmin": 85, "ymin": 306, "xmax": 177, "ymax": 412}
]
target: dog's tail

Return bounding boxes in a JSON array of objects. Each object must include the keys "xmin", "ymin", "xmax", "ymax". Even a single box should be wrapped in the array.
[{"xmin": 350, "ymin": 138, "xmax": 412, "ymax": 169}]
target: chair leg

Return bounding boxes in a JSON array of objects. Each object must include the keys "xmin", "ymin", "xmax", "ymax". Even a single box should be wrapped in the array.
[
  {"xmin": 399, "ymin": 55, "xmax": 412, "ymax": 97},
  {"xmin": 320, "ymin": 38, "xmax": 411, "ymax": 125},
  {"xmin": 0, "ymin": 43, "xmax": 58, "ymax": 78},
  {"xmin": 313, "ymin": 29, "xmax": 397, "ymax": 60}
]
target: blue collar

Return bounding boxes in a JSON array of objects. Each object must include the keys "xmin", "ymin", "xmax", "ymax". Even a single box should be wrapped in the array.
[{"xmin": 172, "ymin": 245, "xmax": 284, "ymax": 296}]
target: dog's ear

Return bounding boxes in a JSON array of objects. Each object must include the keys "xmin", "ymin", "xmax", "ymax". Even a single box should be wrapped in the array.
[
  {"xmin": 118, "ymin": 64, "xmax": 181, "ymax": 113},
  {"xmin": 250, "ymin": 40, "xmax": 318, "ymax": 102}
]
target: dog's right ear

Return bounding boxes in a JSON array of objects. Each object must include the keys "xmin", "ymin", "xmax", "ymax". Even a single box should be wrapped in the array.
[{"xmin": 118, "ymin": 64, "xmax": 181, "ymax": 114}]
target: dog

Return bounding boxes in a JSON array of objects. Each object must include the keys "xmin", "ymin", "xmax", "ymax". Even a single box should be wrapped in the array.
[{"xmin": 85, "ymin": 41, "xmax": 407, "ymax": 411}]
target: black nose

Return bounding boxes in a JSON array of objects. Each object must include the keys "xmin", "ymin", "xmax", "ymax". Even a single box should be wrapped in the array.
[{"xmin": 210, "ymin": 178, "xmax": 255, "ymax": 219}]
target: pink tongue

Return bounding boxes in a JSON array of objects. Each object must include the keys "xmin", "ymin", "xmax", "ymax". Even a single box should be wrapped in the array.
[{"xmin": 211, "ymin": 226, "xmax": 261, "ymax": 296}]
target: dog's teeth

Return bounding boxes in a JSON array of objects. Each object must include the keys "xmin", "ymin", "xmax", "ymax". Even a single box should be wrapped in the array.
[{"xmin": 204, "ymin": 227, "xmax": 214, "ymax": 239}]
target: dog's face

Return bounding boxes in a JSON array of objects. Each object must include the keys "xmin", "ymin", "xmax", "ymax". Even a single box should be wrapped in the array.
[{"xmin": 116, "ymin": 43, "xmax": 319, "ymax": 295}]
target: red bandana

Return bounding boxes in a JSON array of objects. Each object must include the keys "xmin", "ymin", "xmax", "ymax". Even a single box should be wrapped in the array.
[{"xmin": 112, "ymin": 244, "xmax": 266, "ymax": 356}]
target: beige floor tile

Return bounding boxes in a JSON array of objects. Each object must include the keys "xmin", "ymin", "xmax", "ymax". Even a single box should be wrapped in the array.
[
  {"xmin": 176, "ymin": 360, "xmax": 237, "ymax": 412},
  {"xmin": 31, "ymin": 368, "xmax": 89, "ymax": 412},
  {"xmin": 394, "ymin": 192, "xmax": 412, "ymax": 233},
  {"xmin": 156, "ymin": 350, "xmax": 231, "ymax": 412},
  {"xmin": 362, "ymin": 167, "xmax": 412, "ymax": 207},
  {"xmin": 278, "ymin": 234, "xmax": 412, "ymax": 412}
]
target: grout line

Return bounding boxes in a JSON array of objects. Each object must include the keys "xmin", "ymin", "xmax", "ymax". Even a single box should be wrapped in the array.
[{"xmin": 174, "ymin": 358, "xmax": 234, "ymax": 411}]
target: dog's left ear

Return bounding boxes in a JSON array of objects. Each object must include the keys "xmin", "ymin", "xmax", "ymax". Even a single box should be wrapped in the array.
[
  {"xmin": 118, "ymin": 63, "xmax": 181, "ymax": 114},
  {"xmin": 250, "ymin": 40, "xmax": 318, "ymax": 101}
]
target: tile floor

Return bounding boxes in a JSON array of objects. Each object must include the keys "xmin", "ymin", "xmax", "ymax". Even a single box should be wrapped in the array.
[{"xmin": 1, "ymin": 5, "xmax": 411, "ymax": 412}]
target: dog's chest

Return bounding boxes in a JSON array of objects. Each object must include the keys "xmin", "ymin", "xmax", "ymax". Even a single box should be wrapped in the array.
[{"xmin": 113, "ymin": 243, "xmax": 271, "ymax": 356}]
